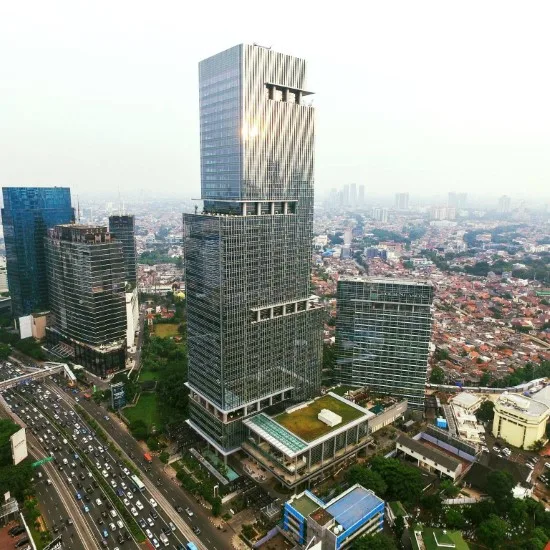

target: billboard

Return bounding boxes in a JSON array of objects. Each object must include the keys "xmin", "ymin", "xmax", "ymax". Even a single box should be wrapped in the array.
[
  {"xmin": 10, "ymin": 428, "xmax": 28, "ymax": 465},
  {"xmin": 18, "ymin": 315, "xmax": 33, "ymax": 339},
  {"xmin": 111, "ymin": 382, "xmax": 126, "ymax": 410}
]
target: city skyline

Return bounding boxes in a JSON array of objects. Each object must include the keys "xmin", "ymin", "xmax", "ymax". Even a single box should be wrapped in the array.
[{"xmin": 1, "ymin": 2, "xmax": 549, "ymax": 199}]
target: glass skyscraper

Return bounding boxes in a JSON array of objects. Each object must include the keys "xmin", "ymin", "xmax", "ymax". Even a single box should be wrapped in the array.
[
  {"xmin": 183, "ymin": 44, "xmax": 323, "ymax": 454},
  {"xmin": 1, "ymin": 187, "xmax": 74, "ymax": 318},
  {"xmin": 108, "ymin": 215, "xmax": 137, "ymax": 288},
  {"xmin": 45, "ymin": 225, "xmax": 127, "ymax": 376},
  {"xmin": 335, "ymin": 278, "xmax": 434, "ymax": 410}
]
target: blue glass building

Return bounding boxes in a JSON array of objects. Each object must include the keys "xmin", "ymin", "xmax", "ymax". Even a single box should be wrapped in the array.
[{"xmin": 1, "ymin": 187, "xmax": 74, "ymax": 318}]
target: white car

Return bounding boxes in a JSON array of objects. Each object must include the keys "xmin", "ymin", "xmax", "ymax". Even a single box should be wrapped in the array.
[
  {"xmin": 147, "ymin": 517, "xmax": 154, "ymax": 527},
  {"xmin": 102, "ymin": 470, "xmax": 109, "ymax": 478},
  {"xmin": 120, "ymin": 482, "xmax": 127, "ymax": 490},
  {"xmin": 110, "ymin": 479, "xmax": 117, "ymax": 488},
  {"xmin": 130, "ymin": 507, "xmax": 138, "ymax": 516},
  {"xmin": 126, "ymin": 491, "xmax": 133, "ymax": 499},
  {"xmin": 152, "ymin": 538, "xmax": 160, "ymax": 549},
  {"xmin": 135, "ymin": 500, "xmax": 144, "ymax": 510},
  {"xmin": 116, "ymin": 520, "xmax": 124, "ymax": 529},
  {"xmin": 122, "ymin": 468, "xmax": 130, "ymax": 476},
  {"xmin": 149, "ymin": 498, "xmax": 157, "ymax": 508},
  {"xmin": 95, "ymin": 498, "xmax": 102, "ymax": 506},
  {"xmin": 123, "ymin": 498, "xmax": 130, "ymax": 507},
  {"xmin": 145, "ymin": 529, "xmax": 153, "ymax": 539}
]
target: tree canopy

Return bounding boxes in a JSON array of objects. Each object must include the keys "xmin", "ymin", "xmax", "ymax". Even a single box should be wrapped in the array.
[
  {"xmin": 353, "ymin": 533, "xmax": 397, "ymax": 550},
  {"xmin": 369, "ymin": 456, "xmax": 424, "ymax": 504},
  {"xmin": 475, "ymin": 400, "xmax": 495, "ymax": 423},
  {"xmin": 345, "ymin": 465, "xmax": 387, "ymax": 497}
]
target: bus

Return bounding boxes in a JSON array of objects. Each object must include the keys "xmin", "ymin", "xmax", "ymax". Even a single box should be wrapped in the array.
[{"xmin": 131, "ymin": 474, "xmax": 145, "ymax": 492}]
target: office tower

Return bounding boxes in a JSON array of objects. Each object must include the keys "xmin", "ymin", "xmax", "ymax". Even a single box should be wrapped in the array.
[
  {"xmin": 1, "ymin": 187, "xmax": 74, "ymax": 319},
  {"xmin": 395, "ymin": 192, "xmax": 409, "ymax": 210},
  {"xmin": 498, "ymin": 195, "xmax": 511, "ymax": 214},
  {"xmin": 350, "ymin": 183, "xmax": 357, "ymax": 206},
  {"xmin": 45, "ymin": 225, "xmax": 126, "ymax": 376},
  {"xmin": 335, "ymin": 278, "xmax": 434, "ymax": 409},
  {"xmin": 184, "ymin": 45, "xmax": 323, "ymax": 456},
  {"xmin": 108, "ymin": 215, "xmax": 137, "ymax": 288},
  {"xmin": 342, "ymin": 184, "xmax": 350, "ymax": 206},
  {"xmin": 183, "ymin": 44, "xmax": 323, "ymax": 454},
  {"xmin": 358, "ymin": 184, "xmax": 365, "ymax": 205},
  {"xmin": 371, "ymin": 207, "xmax": 388, "ymax": 223}
]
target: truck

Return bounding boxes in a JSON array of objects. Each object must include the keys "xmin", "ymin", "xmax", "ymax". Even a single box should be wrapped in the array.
[
  {"xmin": 144, "ymin": 452, "xmax": 153, "ymax": 464},
  {"xmin": 159, "ymin": 532, "xmax": 169, "ymax": 547}
]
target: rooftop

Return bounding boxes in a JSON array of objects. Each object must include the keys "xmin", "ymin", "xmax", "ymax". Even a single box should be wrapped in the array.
[
  {"xmin": 274, "ymin": 393, "xmax": 370, "ymax": 442},
  {"xmin": 411, "ymin": 527, "xmax": 470, "ymax": 550},
  {"xmin": 396, "ymin": 434, "xmax": 462, "ymax": 472},
  {"xmin": 451, "ymin": 393, "xmax": 482, "ymax": 408},
  {"xmin": 496, "ymin": 392, "xmax": 550, "ymax": 418},
  {"xmin": 288, "ymin": 492, "xmax": 323, "ymax": 518},
  {"xmin": 324, "ymin": 485, "xmax": 384, "ymax": 530}
]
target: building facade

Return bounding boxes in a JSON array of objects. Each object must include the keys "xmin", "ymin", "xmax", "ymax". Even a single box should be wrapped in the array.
[
  {"xmin": 394, "ymin": 192, "xmax": 409, "ymax": 210},
  {"xmin": 108, "ymin": 215, "xmax": 137, "ymax": 287},
  {"xmin": 1, "ymin": 187, "xmax": 74, "ymax": 319},
  {"xmin": 183, "ymin": 44, "xmax": 323, "ymax": 454},
  {"xmin": 335, "ymin": 278, "xmax": 434, "ymax": 410},
  {"xmin": 45, "ymin": 225, "xmax": 126, "ymax": 376},
  {"xmin": 492, "ymin": 393, "xmax": 550, "ymax": 449}
]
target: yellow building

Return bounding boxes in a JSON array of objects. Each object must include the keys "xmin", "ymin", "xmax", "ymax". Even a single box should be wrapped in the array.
[{"xmin": 492, "ymin": 392, "xmax": 550, "ymax": 449}]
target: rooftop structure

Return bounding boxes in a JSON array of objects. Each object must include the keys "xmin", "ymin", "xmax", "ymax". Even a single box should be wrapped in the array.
[
  {"xmin": 450, "ymin": 392, "xmax": 483, "ymax": 413},
  {"xmin": 409, "ymin": 526, "xmax": 470, "ymax": 550},
  {"xmin": 492, "ymin": 392, "xmax": 550, "ymax": 449},
  {"xmin": 283, "ymin": 485, "xmax": 384, "ymax": 549}
]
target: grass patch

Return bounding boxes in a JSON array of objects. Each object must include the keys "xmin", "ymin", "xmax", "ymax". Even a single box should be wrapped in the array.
[
  {"xmin": 138, "ymin": 368, "xmax": 159, "ymax": 382},
  {"xmin": 152, "ymin": 323, "xmax": 180, "ymax": 338},
  {"xmin": 275, "ymin": 394, "xmax": 364, "ymax": 441},
  {"xmin": 330, "ymin": 385, "xmax": 356, "ymax": 397},
  {"xmin": 124, "ymin": 393, "xmax": 163, "ymax": 433}
]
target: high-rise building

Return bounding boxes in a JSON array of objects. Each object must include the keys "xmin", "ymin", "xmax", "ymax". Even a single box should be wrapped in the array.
[
  {"xmin": 371, "ymin": 207, "xmax": 388, "ymax": 223},
  {"xmin": 45, "ymin": 224, "xmax": 126, "ymax": 376},
  {"xmin": 358, "ymin": 184, "xmax": 365, "ymax": 205},
  {"xmin": 448, "ymin": 192, "xmax": 467, "ymax": 210},
  {"xmin": 335, "ymin": 277, "xmax": 434, "ymax": 410},
  {"xmin": 1, "ymin": 187, "xmax": 74, "ymax": 319},
  {"xmin": 183, "ymin": 44, "xmax": 323, "ymax": 454},
  {"xmin": 350, "ymin": 183, "xmax": 357, "ymax": 205},
  {"xmin": 395, "ymin": 192, "xmax": 409, "ymax": 210},
  {"xmin": 108, "ymin": 215, "xmax": 137, "ymax": 288},
  {"xmin": 498, "ymin": 195, "xmax": 511, "ymax": 214},
  {"xmin": 342, "ymin": 184, "xmax": 350, "ymax": 206}
]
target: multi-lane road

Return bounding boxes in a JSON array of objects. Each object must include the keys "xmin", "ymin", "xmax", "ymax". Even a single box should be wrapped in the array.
[{"xmin": 2, "ymin": 370, "xmax": 209, "ymax": 550}]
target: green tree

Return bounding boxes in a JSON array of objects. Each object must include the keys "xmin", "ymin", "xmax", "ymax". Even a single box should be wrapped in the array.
[
  {"xmin": 529, "ymin": 439, "xmax": 545, "ymax": 452},
  {"xmin": 0, "ymin": 343, "xmax": 11, "ymax": 360},
  {"xmin": 440, "ymin": 479, "xmax": 460, "ymax": 498},
  {"xmin": 211, "ymin": 497, "xmax": 222, "ymax": 517},
  {"xmin": 159, "ymin": 451, "xmax": 169, "ymax": 464},
  {"xmin": 444, "ymin": 508, "xmax": 466, "ymax": 530},
  {"xmin": 477, "ymin": 515, "xmax": 509, "ymax": 548},
  {"xmin": 129, "ymin": 419, "xmax": 148, "ymax": 440},
  {"xmin": 393, "ymin": 515, "xmax": 405, "ymax": 541},
  {"xmin": 345, "ymin": 465, "xmax": 387, "ymax": 497},
  {"xmin": 475, "ymin": 400, "xmax": 495, "ymax": 423},
  {"xmin": 353, "ymin": 533, "xmax": 397, "ymax": 550},
  {"xmin": 369, "ymin": 456, "xmax": 423, "ymax": 504},
  {"xmin": 486, "ymin": 470, "xmax": 515, "ymax": 513},
  {"xmin": 479, "ymin": 372, "xmax": 491, "ymax": 386},
  {"xmin": 429, "ymin": 366, "xmax": 445, "ymax": 384}
]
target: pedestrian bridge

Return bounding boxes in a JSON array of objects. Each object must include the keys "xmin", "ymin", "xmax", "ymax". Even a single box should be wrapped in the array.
[{"xmin": 0, "ymin": 362, "xmax": 75, "ymax": 391}]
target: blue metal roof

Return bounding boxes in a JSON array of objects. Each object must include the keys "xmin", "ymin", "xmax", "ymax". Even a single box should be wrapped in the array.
[{"xmin": 325, "ymin": 486, "xmax": 383, "ymax": 530}]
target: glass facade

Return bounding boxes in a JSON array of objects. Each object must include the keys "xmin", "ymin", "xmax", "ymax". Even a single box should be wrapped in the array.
[
  {"xmin": 335, "ymin": 278, "xmax": 434, "ymax": 410},
  {"xmin": 184, "ymin": 44, "xmax": 322, "ymax": 453},
  {"xmin": 45, "ymin": 225, "xmax": 127, "ymax": 376},
  {"xmin": 1, "ymin": 187, "xmax": 74, "ymax": 318},
  {"xmin": 108, "ymin": 215, "xmax": 137, "ymax": 288}
]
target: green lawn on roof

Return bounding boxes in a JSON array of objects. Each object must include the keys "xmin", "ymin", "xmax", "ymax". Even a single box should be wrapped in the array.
[{"xmin": 275, "ymin": 395, "xmax": 364, "ymax": 442}]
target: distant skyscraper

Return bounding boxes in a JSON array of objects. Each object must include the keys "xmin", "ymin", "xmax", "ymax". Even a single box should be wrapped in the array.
[
  {"xmin": 108, "ymin": 215, "xmax": 137, "ymax": 288},
  {"xmin": 183, "ymin": 44, "xmax": 323, "ymax": 454},
  {"xmin": 1, "ymin": 187, "xmax": 74, "ymax": 319},
  {"xmin": 448, "ymin": 192, "xmax": 467, "ymax": 210},
  {"xmin": 371, "ymin": 207, "xmax": 388, "ymax": 223},
  {"xmin": 335, "ymin": 278, "xmax": 434, "ymax": 409},
  {"xmin": 45, "ymin": 225, "xmax": 126, "ymax": 376},
  {"xmin": 358, "ymin": 185, "xmax": 365, "ymax": 205},
  {"xmin": 395, "ymin": 192, "xmax": 409, "ymax": 210},
  {"xmin": 498, "ymin": 195, "xmax": 511, "ymax": 214},
  {"xmin": 343, "ymin": 184, "xmax": 350, "ymax": 206},
  {"xmin": 350, "ymin": 184, "xmax": 357, "ymax": 206}
]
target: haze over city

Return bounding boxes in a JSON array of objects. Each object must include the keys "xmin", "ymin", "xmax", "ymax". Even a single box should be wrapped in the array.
[{"xmin": 2, "ymin": 1, "xmax": 549, "ymax": 202}]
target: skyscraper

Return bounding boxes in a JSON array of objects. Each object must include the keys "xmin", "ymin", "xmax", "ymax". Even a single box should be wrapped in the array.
[
  {"xmin": 1, "ymin": 187, "xmax": 74, "ymax": 319},
  {"xmin": 335, "ymin": 278, "xmax": 434, "ymax": 410},
  {"xmin": 183, "ymin": 44, "xmax": 323, "ymax": 454},
  {"xmin": 498, "ymin": 195, "xmax": 511, "ymax": 214},
  {"xmin": 45, "ymin": 224, "xmax": 126, "ymax": 376},
  {"xmin": 108, "ymin": 215, "xmax": 137, "ymax": 288},
  {"xmin": 358, "ymin": 184, "xmax": 365, "ymax": 205},
  {"xmin": 349, "ymin": 183, "xmax": 357, "ymax": 205},
  {"xmin": 395, "ymin": 192, "xmax": 409, "ymax": 210},
  {"xmin": 342, "ymin": 184, "xmax": 350, "ymax": 206}
]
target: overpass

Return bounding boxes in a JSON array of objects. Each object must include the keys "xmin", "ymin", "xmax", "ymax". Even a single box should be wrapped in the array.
[{"xmin": 0, "ymin": 362, "xmax": 75, "ymax": 391}]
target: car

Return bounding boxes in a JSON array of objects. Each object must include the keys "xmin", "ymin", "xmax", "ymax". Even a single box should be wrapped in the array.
[
  {"xmin": 115, "ymin": 519, "xmax": 123, "ymax": 529},
  {"xmin": 120, "ymin": 481, "xmax": 127, "ymax": 490},
  {"xmin": 109, "ymin": 509, "xmax": 117, "ymax": 518},
  {"xmin": 102, "ymin": 529, "xmax": 109, "ymax": 538},
  {"xmin": 492, "ymin": 446, "xmax": 499, "ymax": 452},
  {"xmin": 95, "ymin": 498, "xmax": 102, "ymax": 506},
  {"xmin": 149, "ymin": 498, "xmax": 157, "ymax": 508},
  {"xmin": 169, "ymin": 522, "xmax": 176, "ymax": 532},
  {"xmin": 97, "ymin": 517, "xmax": 104, "ymax": 525},
  {"xmin": 161, "ymin": 526, "xmax": 171, "ymax": 535},
  {"xmin": 126, "ymin": 491, "xmax": 133, "ymax": 499},
  {"xmin": 66, "ymin": 518, "xmax": 73, "ymax": 526},
  {"xmin": 150, "ymin": 509, "xmax": 158, "ymax": 519},
  {"xmin": 102, "ymin": 470, "xmax": 109, "ymax": 478},
  {"xmin": 138, "ymin": 518, "xmax": 147, "ymax": 528},
  {"xmin": 145, "ymin": 529, "xmax": 153, "ymax": 539},
  {"xmin": 110, "ymin": 479, "xmax": 117, "ymax": 488},
  {"xmin": 122, "ymin": 467, "xmax": 130, "ymax": 475},
  {"xmin": 95, "ymin": 462, "xmax": 101, "ymax": 469},
  {"xmin": 135, "ymin": 500, "xmax": 144, "ymax": 510},
  {"xmin": 147, "ymin": 516, "xmax": 154, "ymax": 527},
  {"xmin": 526, "ymin": 463, "xmax": 535, "ymax": 470},
  {"xmin": 75, "ymin": 492, "xmax": 82, "ymax": 500},
  {"xmin": 192, "ymin": 526, "xmax": 201, "ymax": 535},
  {"xmin": 82, "ymin": 505, "xmax": 90, "ymax": 513},
  {"xmin": 117, "ymin": 488, "xmax": 125, "ymax": 497},
  {"xmin": 152, "ymin": 538, "xmax": 160, "ymax": 548},
  {"xmin": 109, "ymin": 522, "xmax": 116, "ymax": 531},
  {"xmin": 105, "ymin": 415, "xmax": 110, "ymax": 421},
  {"xmin": 185, "ymin": 507, "xmax": 194, "ymax": 517},
  {"xmin": 175, "ymin": 506, "xmax": 183, "ymax": 513}
]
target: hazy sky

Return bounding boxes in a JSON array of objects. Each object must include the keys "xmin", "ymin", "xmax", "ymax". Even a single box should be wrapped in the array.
[{"xmin": 1, "ymin": 1, "xmax": 549, "ymax": 201}]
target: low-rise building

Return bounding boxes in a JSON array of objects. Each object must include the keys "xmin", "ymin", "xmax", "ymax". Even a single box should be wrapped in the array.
[
  {"xmin": 450, "ymin": 393, "xmax": 483, "ymax": 414},
  {"xmin": 283, "ymin": 484, "xmax": 384, "ymax": 549},
  {"xmin": 407, "ymin": 526, "xmax": 470, "ymax": 550},
  {"xmin": 492, "ymin": 392, "xmax": 550, "ymax": 449}
]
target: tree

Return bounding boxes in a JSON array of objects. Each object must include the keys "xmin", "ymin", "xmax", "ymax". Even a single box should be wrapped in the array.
[
  {"xmin": 529, "ymin": 439, "xmax": 545, "ymax": 452},
  {"xmin": 475, "ymin": 400, "xmax": 495, "ymax": 423},
  {"xmin": 476, "ymin": 515, "xmax": 509, "ymax": 548},
  {"xmin": 440, "ymin": 479, "xmax": 460, "ymax": 498},
  {"xmin": 159, "ymin": 451, "xmax": 169, "ymax": 464},
  {"xmin": 429, "ymin": 366, "xmax": 445, "ymax": 384},
  {"xmin": 345, "ymin": 465, "xmax": 387, "ymax": 497},
  {"xmin": 393, "ymin": 515, "xmax": 405, "ymax": 541},
  {"xmin": 353, "ymin": 533, "xmax": 397, "ymax": 550},
  {"xmin": 369, "ymin": 456, "xmax": 423, "ymax": 504},
  {"xmin": 0, "ymin": 343, "xmax": 11, "ymax": 360},
  {"xmin": 486, "ymin": 470, "xmax": 515, "ymax": 513},
  {"xmin": 479, "ymin": 372, "xmax": 491, "ymax": 386},
  {"xmin": 444, "ymin": 508, "xmax": 466, "ymax": 530},
  {"xmin": 211, "ymin": 497, "xmax": 222, "ymax": 517},
  {"xmin": 129, "ymin": 419, "xmax": 148, "ymax": 440}
]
